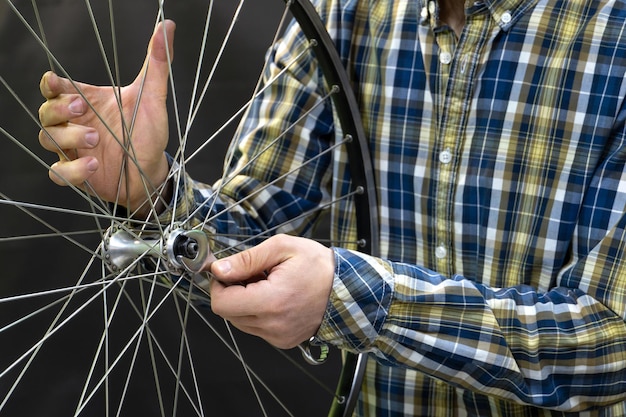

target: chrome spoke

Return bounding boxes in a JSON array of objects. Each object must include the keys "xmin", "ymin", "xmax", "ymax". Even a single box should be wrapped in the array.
[{"xmin": 0, "ymin": 1, "xmax": 369, "ymax": 416}]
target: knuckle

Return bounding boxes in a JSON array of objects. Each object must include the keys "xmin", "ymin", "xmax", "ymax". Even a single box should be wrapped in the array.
[
  {"xmin": 38, "ymin": 129, "xmax": 56, "ymax": 150},
  {"xmin": 37, "ymin": 102, "xmax": 48, "ymax": 124},
  {"xmin": 210, "ymin": 301, "xmax": 223, "ymax": 317},
  {"xmin": 38, "ymin": 130, "xmax": 48, "ymax": 147},
  {"xmin": 266, "ymin": 325, "xmax": 298, "ymax": 350},
  {"xmin": 273, "ymin": 233, "xmax": 291, "ymax": 247},
  {"xmin": 39, "ymin": 72, "xmax": 50, "ymax": 96},
  {"xmin": 48, "ymin": 164, "xmax": 66, "ymax": 186},
  {"xmin": 238, "ymin": 248, "xmax": 256, "ymax": 271}
]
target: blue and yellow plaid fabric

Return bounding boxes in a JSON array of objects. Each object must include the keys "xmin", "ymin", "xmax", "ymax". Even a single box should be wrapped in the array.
[{"xmin": 180, "ymin": 0, "xmax": 626, "ymax": 414}]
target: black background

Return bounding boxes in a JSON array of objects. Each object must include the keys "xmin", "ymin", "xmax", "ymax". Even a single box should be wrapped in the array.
[{"xmin": 0, "ymin": 1, "xmax": 341, "ymax": 416}]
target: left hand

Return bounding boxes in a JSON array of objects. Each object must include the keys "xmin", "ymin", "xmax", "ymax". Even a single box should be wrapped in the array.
[
  {"xmin": 208, "ymin": 234, "xmax": 335, "ymax": 349},
  {"xmin": 38, "ymin": 21, "xmax": 175, "ymax": 215}
]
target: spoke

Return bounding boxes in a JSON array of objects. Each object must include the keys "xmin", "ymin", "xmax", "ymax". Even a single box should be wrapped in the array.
[
  {"xmin": 183, "ymin": 43, "xmax": 316, "ymax": 165},
  {"xmin": 0, "ymin": 1, "xmax": 369, "ymax": 416},
  {"xmin": 74, "ymin": 272, "xmax": 209, "ymax": 417},
  {"xmin": 112, "ymin": 270, "xmax": 161, "ymax": 417},
  {"xmin": 2, "ymin": 3, "xmax": 170, "ymax": 221},
  {"xmin": 75, "ymin": 273, "xmax": 127, "ymax": 417},
  {"xmin": 225, "ymin": 320, "xmax": 271, "ymax": 417},
  {"xmin": 82, "ymin": 0, "xmax": 118, "ymax": 89},
  {"xmin": 170, "ymin": 285, "xmax": 204, "ymax": 417},
  {"xmin": 182, "ymin": 293, "xmax": 298, "ymax": 417},
  {"xmin": 194, "ymin": 128, "xmax": 348, "ymax": 234},
  {"xmin": 0, "ymin": 230, "xmax": 99, "ymax": 243},
  {"xmin": 138, "ymin": 272, "xmax": 169, "ymax": 417},
  {"xmin": 183, "ymin": 1, "xmax": 245, "ymax": 138},
  {"xmin": 72, "ymin": 273, "xmax": 188, "ymax": 416},
  {"xmin": 0, "ymin": 256, "xmax": 166, "ymax": 400},
  {"xmin": 0, "ymin": 191, "xmax": 102, "ymax": 259},
  {"xmin": 214, "ymin": 187, "xmax": 365, "ymax": 257},
  {"xmin": 128, "ymin": 281, "xmax": 205, "ymax": 417},
  {"xmin": 0, "ymin": 274, "xmax": 142, "ymax": 308},
  {"xmin": 28, "ymin": 0, "xmax": 55, "ymax": 70},
  {"xmin": 0, "ymin": 197, "xmax": 151, "ymax": 228},
  {"xmin": 0, "ymin": 254, "xmax": 99, "ymax": 412},
  {"xmin": 183, "ymin": 0, "xmax": 214, "ymax": 142},
  {"xmin": 180, "ymin": 84, "xmax": 339, "ymax": 238}
]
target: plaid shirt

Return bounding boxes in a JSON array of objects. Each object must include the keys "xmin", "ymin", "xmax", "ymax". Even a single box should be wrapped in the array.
[{"xmin": 179, "ymin": 0, "xmax": 626, "ymax": 415}]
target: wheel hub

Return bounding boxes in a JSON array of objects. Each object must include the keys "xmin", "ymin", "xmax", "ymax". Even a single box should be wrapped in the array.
[{"xmin": 102, "ymin": 224, "xmax": 213, "ymax": 274}]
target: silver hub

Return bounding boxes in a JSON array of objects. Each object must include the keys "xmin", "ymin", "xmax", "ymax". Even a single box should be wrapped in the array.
[{"xmin": 102, "ymin": 224, "xmax": 213, "ymax": 274}]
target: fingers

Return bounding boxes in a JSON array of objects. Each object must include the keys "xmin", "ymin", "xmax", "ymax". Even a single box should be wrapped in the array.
[
  {"xmin": 210, "ymin": 278, "xmax": 294, "ymax": 348},
  {"xmin": 211, "ymin": 242, "xmax": 278, "ymax": 285},
  {"xmin": 38, "ymin": 79, "xmax": 99, "ymax": 187},
  {"xmin": 38, "ymin": 93, "xmax": 100, "ymax": 188},
  {"xmin": 40, "ymin": 127, "xmax": 100, "ymax": 187},
  {"xmin": 38, "ymin": 93, "xmax": 87, "ymax": 129},
  {"xmin": 210, "ymin": 274, "xmax": 276, "ymax": 317},
  {"xmin": 48, "ymin": 157, "xmax": 99, "ymax": 187},
  {"xmin": 38, "ymin": 71, "xmax": 94, "ymax": 151},
  {"xmin": 209, "ymin": 239, "xmax": 283, "ymax": 318},
  {"xmin": 39, "ymin": 125, "xmax": 98, "ymax": 153},
  {"xmin": 39, "ymin": 70, "xmax": 76, "ymax": 99},
  {"xmin": 208, "ymin": 235, "xmax": 335, "ymax": 348},
  {"xmin": 36, "ymin": 21, "xmax": 177, "ymax": 198}
]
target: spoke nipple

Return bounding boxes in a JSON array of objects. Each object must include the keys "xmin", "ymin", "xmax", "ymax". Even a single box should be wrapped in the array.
[
  {"xmin": 355, "ymin": 185, "xmax": 365, "ymax": 194},
  {"xmin": 357, "ymin": 239, "xmax": 367, "ymax": 248},
  {"xmin": 344, "ymin": 134, "xmax": 353, "ymax": 143}
]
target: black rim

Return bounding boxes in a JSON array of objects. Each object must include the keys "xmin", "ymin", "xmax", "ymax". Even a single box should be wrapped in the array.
[{"xmin": 286, "ymin": 1, "xmax": 379, "ymax": 416}]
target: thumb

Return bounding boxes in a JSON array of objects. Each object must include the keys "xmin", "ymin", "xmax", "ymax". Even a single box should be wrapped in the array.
[
  {"xmin": 211, "ymin": 240, "xmax": 284, "ymax": 284},
  {"xmin": 136, "ymin": 19, "xmax": 176, "ymax": 97}
]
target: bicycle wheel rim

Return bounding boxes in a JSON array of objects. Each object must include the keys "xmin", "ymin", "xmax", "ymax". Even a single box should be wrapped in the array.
[{"xmin": 0, "ymin": 1, "xmax": 378, "ymax": 416}]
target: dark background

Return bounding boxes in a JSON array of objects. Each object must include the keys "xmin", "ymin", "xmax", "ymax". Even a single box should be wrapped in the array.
[{"xmin": 0, "ymin": 1, "xmax": 341, "ymax": 416}]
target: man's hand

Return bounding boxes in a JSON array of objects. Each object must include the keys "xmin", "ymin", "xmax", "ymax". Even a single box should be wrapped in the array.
[
  {"xmin": 209, "ymin": 234, "xmax": 335, "ymax": 349},
  {"xmin": 38, "ymin": 20, "xmax": 176, "ymax": 214}
]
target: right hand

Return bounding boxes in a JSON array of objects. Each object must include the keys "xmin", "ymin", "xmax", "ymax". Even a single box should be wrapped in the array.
[{"xmin": 38, "ymin": 20, "xmax": 176, "ymax": 214}]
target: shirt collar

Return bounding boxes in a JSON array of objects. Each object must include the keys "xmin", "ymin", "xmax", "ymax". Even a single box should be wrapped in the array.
[{"xmin": 419, "ymin": 0, "xmax": 539, "ymax": 32}]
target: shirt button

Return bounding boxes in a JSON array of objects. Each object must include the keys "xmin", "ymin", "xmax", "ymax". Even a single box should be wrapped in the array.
[
  {"xmin": 440, "ymin": 51, "xmax": 452, "ymax": 65},
  {"xmin": 500, "ymin": 11, "xmax": 512, "ymax": 24},
  {"xmin": 428, "ymin": 1, "xmax": 436, "ymax": 14},
  {"xmin": 435, "ymin": 245, "xmax": 447, "ymax": 259},
  {"xmin": 439, "ymin": 149, "xmax": 452, "ymax": 164}
]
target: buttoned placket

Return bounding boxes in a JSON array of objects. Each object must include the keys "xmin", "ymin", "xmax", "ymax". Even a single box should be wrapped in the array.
[{"xmin": 420, "ymin": 0, "xmax": 498, "ymax": 275}]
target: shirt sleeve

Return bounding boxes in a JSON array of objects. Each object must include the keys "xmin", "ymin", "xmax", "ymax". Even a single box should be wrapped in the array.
[{"xmin": 317, "ymin": 210, "xmax": 626, "ymax": 412}]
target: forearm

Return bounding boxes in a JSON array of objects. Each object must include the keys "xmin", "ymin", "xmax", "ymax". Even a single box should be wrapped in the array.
[{"xmin": 317, "ymin": 248, "xmax": 626, "ymax": 412}]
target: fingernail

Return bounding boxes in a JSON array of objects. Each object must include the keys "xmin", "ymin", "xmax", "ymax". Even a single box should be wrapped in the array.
[
  {"xmin": 85, "ymin": 131, "xmax": 98, "ymax": 147},
  {"xmin": 86, "ymin": 158, "xmax": 99, "ymax": 173},
  {"xmin": 214, "ymin": 260, "xmax": 231, "ymax": 275},
  {"xmin": 69, "ymin": 98, "xmax": 83, "ymax": 115}
]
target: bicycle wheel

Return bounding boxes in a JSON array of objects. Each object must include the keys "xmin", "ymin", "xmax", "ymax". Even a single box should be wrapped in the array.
[{"xmin": 0, "ymin": 1, "xmax": 378, "ymax": 416}]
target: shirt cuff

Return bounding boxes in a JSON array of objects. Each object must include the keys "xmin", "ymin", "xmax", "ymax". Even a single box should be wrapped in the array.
[{"xmin": 316, "ymin": 247, "xmax": 394, "ymax": 352}]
